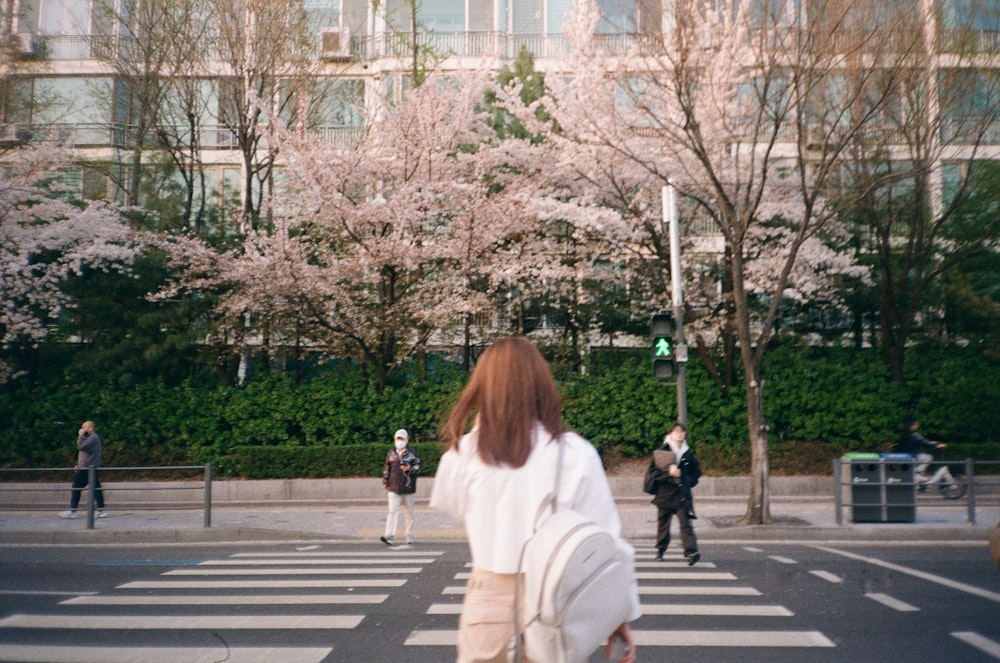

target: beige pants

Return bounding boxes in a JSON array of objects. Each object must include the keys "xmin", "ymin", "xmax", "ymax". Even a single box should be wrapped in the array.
[
  {"xmin": 384, "ymin": 492, "xmax": 415, "ymax": 540},
  {"xmin": 457, "ymin": 568, "xmax": 535, "ymax": 663}
]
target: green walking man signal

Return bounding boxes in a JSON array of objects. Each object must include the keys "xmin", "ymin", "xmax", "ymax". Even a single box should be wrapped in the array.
[{"xmin": 650, "ymin": 311, "xmax": 675, "ymax": 381}]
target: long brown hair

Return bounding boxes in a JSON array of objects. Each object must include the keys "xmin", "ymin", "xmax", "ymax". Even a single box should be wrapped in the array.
[{"xmin": 442, "ymin": 336, "xmax": 563, "ymax": 467}]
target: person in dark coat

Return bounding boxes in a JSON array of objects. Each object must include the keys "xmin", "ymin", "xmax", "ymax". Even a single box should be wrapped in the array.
[
  {"xmin": 644, "ymin": 423, "xmax": 701, "ymax": 565},
  {"xmin": 381, "ymin": 428, "xmax": 421, "ymax": 545},
  {"xmin": 893, "ymin": 419, "xmax": 945, "ymax": 476}
]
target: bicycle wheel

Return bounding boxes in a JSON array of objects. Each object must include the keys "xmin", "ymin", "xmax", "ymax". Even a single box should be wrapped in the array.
[{"xmin": 940, "ymin": 479, "xmax": 967, "ymax": 500}]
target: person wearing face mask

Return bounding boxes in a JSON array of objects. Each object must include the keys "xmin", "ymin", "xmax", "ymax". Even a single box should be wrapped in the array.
[{"xmin": 381, "ymin": 428, "xmax": 422, "ymax": 545}]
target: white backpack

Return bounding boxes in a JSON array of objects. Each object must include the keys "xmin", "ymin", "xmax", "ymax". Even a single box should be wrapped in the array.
[{"xmin": 514, "ymin": 439, "xmax": 634, "ymax": 663}]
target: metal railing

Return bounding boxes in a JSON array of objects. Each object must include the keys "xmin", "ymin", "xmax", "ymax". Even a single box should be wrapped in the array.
[
  {"xmin": 833, "ymin": 457, "xmax": 1000, "ymax": 526},
  {"xmin": 0, "ymin": 464, "xmax": 213, "ymax": 530}
]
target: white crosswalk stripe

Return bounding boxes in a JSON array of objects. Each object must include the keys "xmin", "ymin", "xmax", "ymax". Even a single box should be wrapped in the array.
[
  {"xmin": 0, "ymin": 614, "xmax": 365, "ymax": 629},
  {"xmin": 162, "ymin": 566, "xmax": 424, "ymax": 575},
  {"xmin": 62, "ymin": 594, "xmax": 388, "ymax": 605},
  {"xmin": 0, "ymin": 646, "xmax": 333, "ymax": 663}
]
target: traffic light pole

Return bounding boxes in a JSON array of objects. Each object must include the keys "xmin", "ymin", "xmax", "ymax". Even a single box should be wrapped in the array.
[{"xmin": 664, "ymin": 184, "xmax": 688, "ymax": 427}]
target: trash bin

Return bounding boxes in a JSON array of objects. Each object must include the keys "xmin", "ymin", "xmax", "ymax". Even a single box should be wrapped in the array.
[
  {"xmin": 881, "ymin": 452, "xmax": 916, "ymax": 523},
  {"xmin": 843, "ymin": 453, "xmax": 882, "ymax": 522}
]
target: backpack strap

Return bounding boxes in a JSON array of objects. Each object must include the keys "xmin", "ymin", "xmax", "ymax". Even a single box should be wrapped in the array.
[{"xmin": 514, "ymin": 432, "xmax": 563, "ymax": 663}]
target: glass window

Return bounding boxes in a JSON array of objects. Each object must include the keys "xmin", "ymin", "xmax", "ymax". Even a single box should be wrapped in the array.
[
  {"xmin": 32, "ymin": 77, "xmax": 111, "ymax": 125},
  {"xmin": 309, "ymin": 79, "xmax": 365, "ymax": 126},
  {"xmin": 420, "ymin": 0, "xmax": 465, "ymax": 31},
  {"xmin": 596, "ymin": 0, "xmax": 638, "ymax": 34},
  {"xmin": 39, "ymin": 0, "xmax": 91, "ymax": 34},
  {"xmin": 304, "ymin": 0, "xmax": 341, "ymax": 33},
  {"xmin": 940, "ymin": 0, "xmax": 1000, "ymax": 32},
  {"xmin": 513, "ymin": 0, "xmax": 543, "ymax": 34}
]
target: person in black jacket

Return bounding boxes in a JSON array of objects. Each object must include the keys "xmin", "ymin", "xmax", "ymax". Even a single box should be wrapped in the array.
[
  {"xmin": 644, "ymin": 423, "xmax": 701, "ymax": 565},
  {"xmin": 381, "ymin": 428, "xmax": 421, "ymax": 545},
  {"xmin": 893, "ymin": 419, "xmax": 945, "ymax": 477}
]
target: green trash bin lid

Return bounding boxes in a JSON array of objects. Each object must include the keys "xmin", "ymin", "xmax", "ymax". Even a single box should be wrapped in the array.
[{"xmin": 842, "ymin": 452, "xmax": 880, "ymax": 459}]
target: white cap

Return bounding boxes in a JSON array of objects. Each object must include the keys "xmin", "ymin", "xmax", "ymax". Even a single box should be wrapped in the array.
[{"xmin": 394, "ymin": 429, "xmax": 409, "ymax": 441}]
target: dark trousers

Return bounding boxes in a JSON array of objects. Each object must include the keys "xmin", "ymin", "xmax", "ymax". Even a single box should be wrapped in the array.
[
  {"xmin": 656, "ymin": 505, "xmax": 697, "ymax": 555},
  {"xmin": 69, "ymin": 468, "xmax": 105, "ymax": 510}
]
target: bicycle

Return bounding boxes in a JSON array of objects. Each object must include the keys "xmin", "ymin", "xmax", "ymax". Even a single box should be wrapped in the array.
[{"xmin": 915, "ymin": 460, "xmax": 967, "ymax": 500}]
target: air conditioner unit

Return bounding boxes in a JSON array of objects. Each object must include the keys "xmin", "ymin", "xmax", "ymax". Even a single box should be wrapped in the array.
[
  {"xmin": 805, "ymin": 125, "xmax": 831, "ymax": 152},
  {"xmin": 15, "ymin": 33, "xmax": 33, "ymax": 54},
  {"xmin": 14, "ymin": 33, "xmax": 44, "ymax": 59},
  {"xmin": 320, "ymin": 27, "xmax": 351, "ymax": 61}
]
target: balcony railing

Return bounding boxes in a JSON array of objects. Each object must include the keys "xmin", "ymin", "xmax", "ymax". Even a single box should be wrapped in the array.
[
  {"xmin": 15, "ymin": 123, "xmax": 364, "ymax": 151},
  {"xmin": 18, "ymin": 27, "xmax": 1000, "ymax": 64}
]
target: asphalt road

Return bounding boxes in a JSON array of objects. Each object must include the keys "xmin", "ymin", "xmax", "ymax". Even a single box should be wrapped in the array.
[{"xmin": 1, "ymin": 540, "xmax": 998, "ymax": 662}]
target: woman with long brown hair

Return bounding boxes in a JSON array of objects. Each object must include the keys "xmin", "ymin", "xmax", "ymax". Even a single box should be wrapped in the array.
[{"xmin": 431, "ymin": 336, "xmax": 639, "ymax": 663}]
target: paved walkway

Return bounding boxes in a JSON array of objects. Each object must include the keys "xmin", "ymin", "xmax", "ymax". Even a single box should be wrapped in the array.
[{"xmin": 2, "ymin": 494, "xmax": 996, "ymax": 546}]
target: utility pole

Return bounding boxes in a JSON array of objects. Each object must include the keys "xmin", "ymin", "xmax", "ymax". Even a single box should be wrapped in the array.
[{"xmin": 663, "ymin": 183, "xmax": 688, "ymax": 426}]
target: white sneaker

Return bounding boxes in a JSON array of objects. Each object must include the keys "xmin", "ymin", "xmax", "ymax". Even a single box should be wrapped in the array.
[
  {"xmin": 59, "ymin": 510, "xmax": 78, "ymax": 519},
  {"xmin": 96, "ymin": 510, "xmax": 109, "ymax": 518}
]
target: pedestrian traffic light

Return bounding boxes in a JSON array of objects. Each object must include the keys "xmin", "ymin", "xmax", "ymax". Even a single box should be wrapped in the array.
[{"xmin": 650, "ymin": 312, "xmax": 675, "ymax": 381}]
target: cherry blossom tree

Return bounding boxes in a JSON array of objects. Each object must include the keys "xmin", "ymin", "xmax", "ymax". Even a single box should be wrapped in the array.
[
  {"xmin": 492, "ymin": 0, "xmax": 909, "ymax": 523},
  {"xmin": 156, "ymin": 68, "xmax": 565, "ymax": 389},
  {"xmin": 0, "ymin": 145, "xmax": 139, "ymax": 382}
]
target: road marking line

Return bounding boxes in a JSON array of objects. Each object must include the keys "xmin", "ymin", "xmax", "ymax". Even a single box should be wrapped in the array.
[
  {"xmin": 635, "ymin": 572, "xmax": 738, "ymax": 580},
  {"xmin": 0, "ymin": 646, "xmax": 332, "ymax": 663},
  {"xmin": 62, "ymin": 594, "xmax": 388, "ymax": 605},
  {"xmin": 441, "ymin": 585, "xmax": 762, "ymax": 595},
  {"xmin": 163, "ymin": 567, "xmax": 422, "ymax": 575},
  {"xmin": 865, "ymin": 592, "xmax": 920, "ymax": 612},
  {"xmin": 744, "ymin": 547, "xmax": 765, "ymax": 553},
  {"xmin": 768, "ymin": 556, "xmax": 798, "ymax": 564},
  {"xmin": 426, "ymin": 603, "xmax": 463, "ymax": 614},
  {"xmin": 640, "ymin": 586, "xmax": 762, "ymax": 596},
  {"xmin": 119, "ymin": 579, "xmax": 405, "ymax": 589},
  {"xmin": 809, "ymin": 570, "xmax": 843, "ymax": 584},
  {"xmin": 631, "ymin": 630, "xmax": 836, "ymax": 647},
  {"xmin": 812, "ymin": 545, "xmax": 1000, "ymax": 604},
  {"xmin": 405, "ymin": 630, "xmax": 835, "ymax": 647},
  {"xmin": 953, "ymin": 632, "xmax": 1000, "ymax": 659},
  {"xmin": 229, "ymin": 551, "xmax": 443, "ymax": 557},
  {"xmin": 0, "ymin": 590, "xmax": 98, "ymax": 596},
  {"xmin": 198, "ymin": 558, "xmax": 439, "ymax": 565},
  {"xmin": 639, "ymin": 604, "xmax": 793, "ymax": 616},
  {"xmin": 426, "ymin": 602, "xmax": 790, "ymax": 617},
  {"xmin": 406, "ymin": 630, "xmax": 457, "ymax": 645},
  {"xmin": 0, "ymin": 614, "xmax": 364, "ymax": 629},
  {"xmin": 635, "ymin": 561, "xmax": 717, "ymax": 568},
  {"xmin": 450, "ymin": 571, "xmax": 739, "ymax": 581}
]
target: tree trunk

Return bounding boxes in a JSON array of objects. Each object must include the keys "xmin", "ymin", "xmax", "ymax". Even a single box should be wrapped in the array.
[{"xmin": 741, "ymin": 372, "xmax": 772, "ymax": 525}]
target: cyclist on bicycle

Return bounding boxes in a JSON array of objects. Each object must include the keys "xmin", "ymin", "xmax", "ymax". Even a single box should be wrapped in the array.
[{"xmin": 893, "ymin": 419, "xmax": 946, "ymax": 479}]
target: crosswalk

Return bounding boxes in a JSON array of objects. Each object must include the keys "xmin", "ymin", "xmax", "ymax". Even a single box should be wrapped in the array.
[
  {"xmin": 2, "ymin": 545, "xmax": 998, "ymax": 662},
  {"xmin": 0, "ymin": 549, "xmax": 433, "ymax": 663}
]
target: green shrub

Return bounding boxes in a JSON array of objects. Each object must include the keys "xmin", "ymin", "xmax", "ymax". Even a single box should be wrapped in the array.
[
  {"xmin": 226, "ymin": 443, "xmax": 446, "ymax": 479},
  {"xmin": 2, "ymin": 346, "xmax": 997, "ymax": 478}
]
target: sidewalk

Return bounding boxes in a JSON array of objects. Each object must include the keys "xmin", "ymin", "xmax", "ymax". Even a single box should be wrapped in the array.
[{"xmin": 2, "ymin": 486, "xmax": 996, "ymax": 546}]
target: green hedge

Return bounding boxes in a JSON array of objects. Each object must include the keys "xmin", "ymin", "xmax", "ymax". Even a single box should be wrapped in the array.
[
  {"xmin": 2, "ymin": 345, "xmax": 997, "ymax": 478},
  {"xmin": 225, "ymin": 443, "xmax": 446, "ymax": 479}
]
